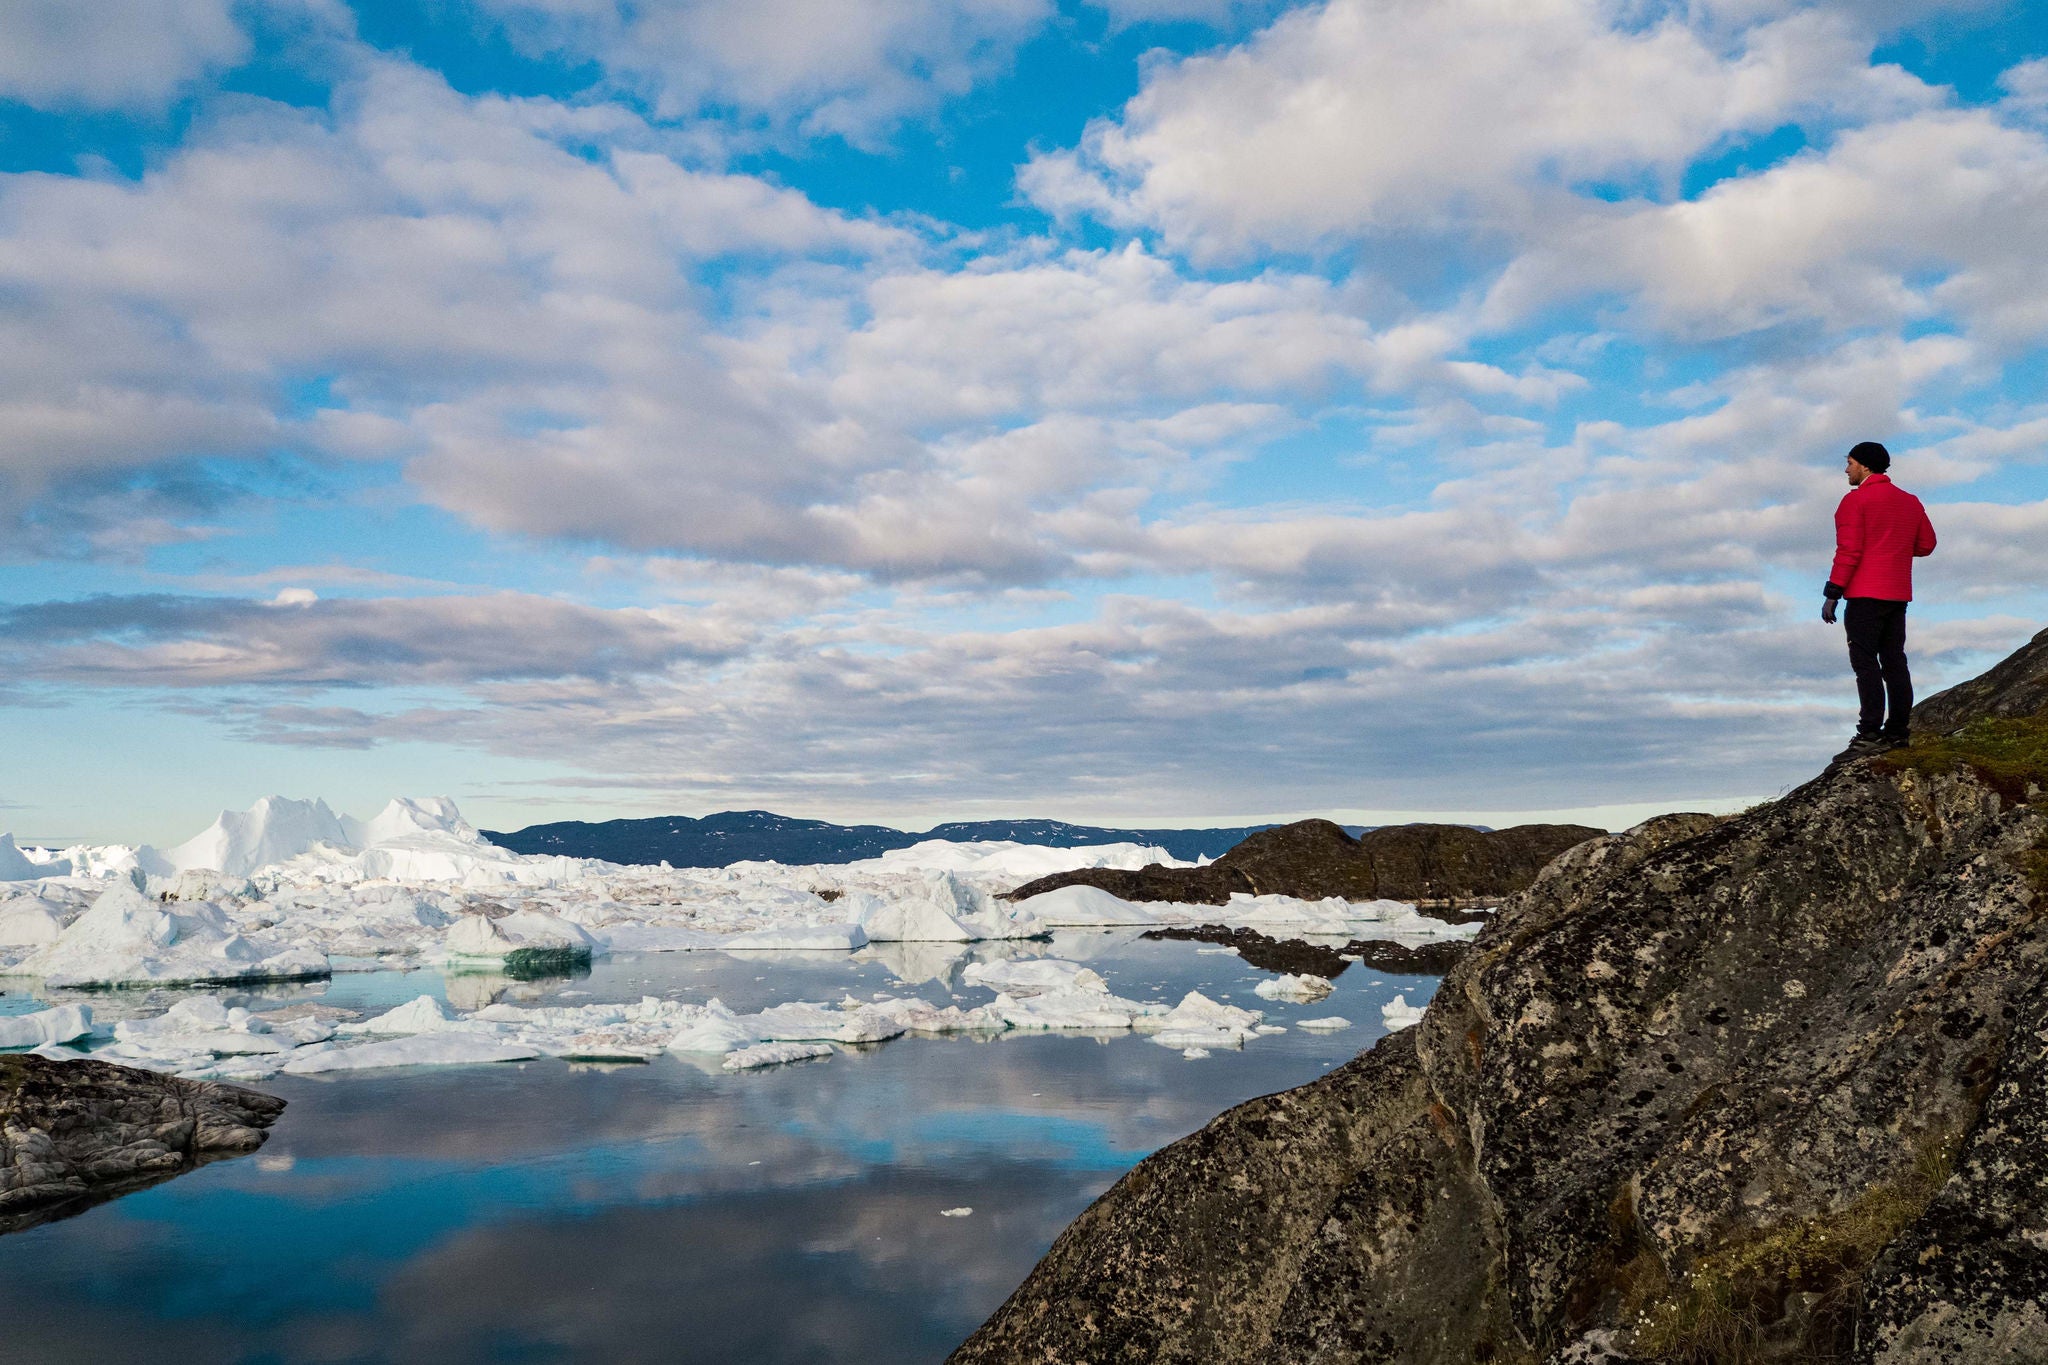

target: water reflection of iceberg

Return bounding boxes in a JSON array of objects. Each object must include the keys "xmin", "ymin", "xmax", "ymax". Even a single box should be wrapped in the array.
[
  {"xmin": 443, "ymin": 961, "xmax": 591, "ymax": 1012},
  {"xmin": 851, "ymin": 941, "xmax": 972, "ymax": 988}
]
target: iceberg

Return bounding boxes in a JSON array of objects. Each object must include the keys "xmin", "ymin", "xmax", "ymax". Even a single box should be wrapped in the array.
[
  {"xmin": 9, "ymin": 882, "xmax": 329, "ymax": 987},
  {"xmin": 165, "ymin": 796, "xmax": 358, "ymax": 876},
  {"xmin": 1296, "ymin": 1016, "xmax": 1353, "ymax": 1031},
  {"xmin": 444, "ymin": 910, "xmax": 598, "ymax": 966},
  {"xmin": 1012, "ymin": 884, "xmax": 1161, "ymax": 927},
  {"xmin": 847, "ymin": 871, "xmax": 1044, "ymax": 942}
]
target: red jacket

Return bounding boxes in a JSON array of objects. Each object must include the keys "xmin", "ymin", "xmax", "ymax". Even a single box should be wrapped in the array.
[{"xmin": 1829, "ymin": 473, "xmax": 1935, "ymax": 601}]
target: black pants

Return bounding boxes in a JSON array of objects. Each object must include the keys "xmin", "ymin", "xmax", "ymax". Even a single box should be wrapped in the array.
[{"xmin": 1845, "ymin": 598, "xmax": 1911, "ymax": 739}]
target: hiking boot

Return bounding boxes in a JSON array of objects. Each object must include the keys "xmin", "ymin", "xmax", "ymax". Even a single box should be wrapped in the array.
[
  {"xmin": 1879, "ymin": 731, "xmax": 1912, "ymax": 751},
  {"xmin": 1831, "ymin": 735, "xmax": 1887, "ymax": 765}
]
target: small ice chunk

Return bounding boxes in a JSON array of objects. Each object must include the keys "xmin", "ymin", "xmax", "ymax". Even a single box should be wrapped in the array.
[
  {"xmin": 939, "ymin": 1207, "xmax": 973, "ymax": 1217},
  {"xmin": 0, "ymin": 1003, "xmax": 92, "ymax": 1049},
  {"xmin": 1297, "ymin": 1016, "xmax": 1353, "ymax": 1031},
  {"xmin": 345, "ymin": 994, "xmax": 454, "ymax": 1036},
  {"xmin": 1182, "ymin": 1047, "xmax": 1210, "ymax": 1059},
  {"xmin": 1253, "ymin": 973, "xmax": 1334, "ymax": 1001},
  {"xmin": 1381, "ymin": 994, "xmax": 1427, "ymax": 1031},
  {"xmin": 722, "ymin": 1041, "xmax": 832, "ymax": 1070}
]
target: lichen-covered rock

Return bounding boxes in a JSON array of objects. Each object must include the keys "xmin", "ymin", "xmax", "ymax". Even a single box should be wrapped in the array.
[
  {"xmin": 1, "ymin": 1053, "xmax": 285, "ymax": 1231},
  {"xmin": 953, "ymin": 635, "xmax": 2048, "ymax": 1365}
]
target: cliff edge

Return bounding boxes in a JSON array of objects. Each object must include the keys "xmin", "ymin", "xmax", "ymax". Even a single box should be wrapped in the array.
[{"xmin": 952, "ymin": 626, "xmax": 2048, "ymax": 1365}]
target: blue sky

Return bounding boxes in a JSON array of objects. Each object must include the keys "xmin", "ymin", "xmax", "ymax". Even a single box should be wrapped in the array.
[{"xmin": 2, "ymin": 0, "xmax": 2044, "ymax": 846}]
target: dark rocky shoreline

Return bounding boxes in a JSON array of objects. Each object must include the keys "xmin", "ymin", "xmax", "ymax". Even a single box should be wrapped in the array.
[
  {"xmin": 1, "ymin": 1053, "xmax": 285, "ymax": 1235},
  {"xmin": 954, "ymin": 627, "xmax": 2048, "ymax": 1364}
]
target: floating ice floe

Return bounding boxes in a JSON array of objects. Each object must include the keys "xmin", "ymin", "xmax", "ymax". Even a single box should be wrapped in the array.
[
  {"xmin": 4, "ymin": 793, "xmax": 1471, "ymax": 1077},
  {"xmin": 1254, "ymin": 973, "xmax": 1335, "ymax": 1001},
  {"xmin": 961, "ymin": 958, "xmax": 1105, "ymax": 996},
  {"xmin": 723, "ymin": 1041, "xmax": 834, "ymax": 1071},
  {"xmin": 1142, "ymin": 991, "xmax": 1267, "ymax": 1049},
  {"xmin": 1381, "ymin": 994, "xmax": 1427, "ymax": 1030},
  {"xmin": 1296, "ymin": 1016, "xmax": 1353, "ymax": 1031},
  {"xmin": 58, "ymin": 950, "xmax": 1295, "ymax": 1081},
  {"xmin": 0, "ymin": 1003, "xmax": 92, "ymax": 1049},
  {"xmin": 283, "ymin": 1033, "xmax": 543, "ymax": 1074}
]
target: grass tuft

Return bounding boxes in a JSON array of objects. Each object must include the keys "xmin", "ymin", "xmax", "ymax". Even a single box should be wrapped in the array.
[{"xmin": 1622, "ymin": 1130, "xmax": 1962, "ymax": 1363}]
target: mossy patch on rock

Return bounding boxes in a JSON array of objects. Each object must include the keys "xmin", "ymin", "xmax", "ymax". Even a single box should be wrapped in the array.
[
  {"xmin": 1624, "ymin": 1130, "xmax": 1962, "ymax": 1363},
  {"xmin": 1875, "ymin": 713, "xmax": 2048, "ymax": 804}
]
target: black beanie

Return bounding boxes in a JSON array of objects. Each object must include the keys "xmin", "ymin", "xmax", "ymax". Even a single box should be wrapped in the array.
[{"xmin": 1848, "ymin": 440, "xmax": 1891, "ymax": 473}]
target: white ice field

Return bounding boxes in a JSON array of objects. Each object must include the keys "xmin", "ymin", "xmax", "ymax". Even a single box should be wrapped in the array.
[{"xmin": 0, "ymin": 796, "xmax": 1469, "ymax": 1080}]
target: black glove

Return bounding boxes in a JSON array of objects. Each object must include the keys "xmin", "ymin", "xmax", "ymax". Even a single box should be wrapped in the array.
[{"xmin": 1822, "ymin": 596, "xmax": 1838, "ymax": 625}]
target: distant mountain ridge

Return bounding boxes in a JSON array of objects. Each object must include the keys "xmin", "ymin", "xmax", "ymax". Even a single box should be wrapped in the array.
[{"xmin": 481, "ymin": 810, "xmax": 1362, "ymax": 867}]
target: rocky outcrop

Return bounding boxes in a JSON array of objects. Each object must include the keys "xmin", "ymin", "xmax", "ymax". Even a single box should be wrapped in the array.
[
  {"xmin": 1006, "ymin": 820, "xmax": 1604, "ymax": 906},
  {"xmin": 1911, "ymin": 623, "xmax": 2048, "ymax": 734},
  {"xmin": 1, "ymin": 1054, "xmax": 285, "ymax": 1232},
  {"xmin": 954, "ymin": 636, "xmax": 2048, "ymax": 1364}
]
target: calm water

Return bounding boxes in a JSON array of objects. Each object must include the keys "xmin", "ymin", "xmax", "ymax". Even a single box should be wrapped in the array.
[{"xmin": 0, "ymin": 933, "xmax": 1435, "ymax": 1364}]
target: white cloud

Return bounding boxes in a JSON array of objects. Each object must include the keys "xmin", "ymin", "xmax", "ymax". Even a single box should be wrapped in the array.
[
  {"xmin": 478, "ymin": 0, "xmax": 1053, "ymax": 143},
  {"xmin": 0, "ymin": 590, "xmax": 744, "ymax": 688},
  {"xmin": 0, "ymin": 0, "xmax": 248, "ymax": 110},
  {"xmin": 1022, "ymin": 0, "xmax": 1932, "ymax": 256},
  {"xmin": 0, "ymin": 57, "xmax": 921, "ymax": 561},
  {"xmin": 1486, "ymin": 109, "xmax": 2048, "ymax": 341}
]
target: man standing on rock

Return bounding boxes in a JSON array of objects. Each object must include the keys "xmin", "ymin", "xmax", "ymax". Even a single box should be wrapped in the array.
[{"xmin": 1822, "ymin": 441, "xmax": 1936, "ymax": 760}]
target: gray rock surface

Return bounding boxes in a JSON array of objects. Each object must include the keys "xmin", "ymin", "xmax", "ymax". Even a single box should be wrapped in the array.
[
  {"xmin": 1, "ymin": 1053, "xmax": 285, "ymax": 1232},
  {"xmin": 1912, "ymin": 624, "xmax": 2048, "ymax": 733},
  {"xmin": 953, "ymin": 634, "xmax": 2048, "ymax": 1364}
]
